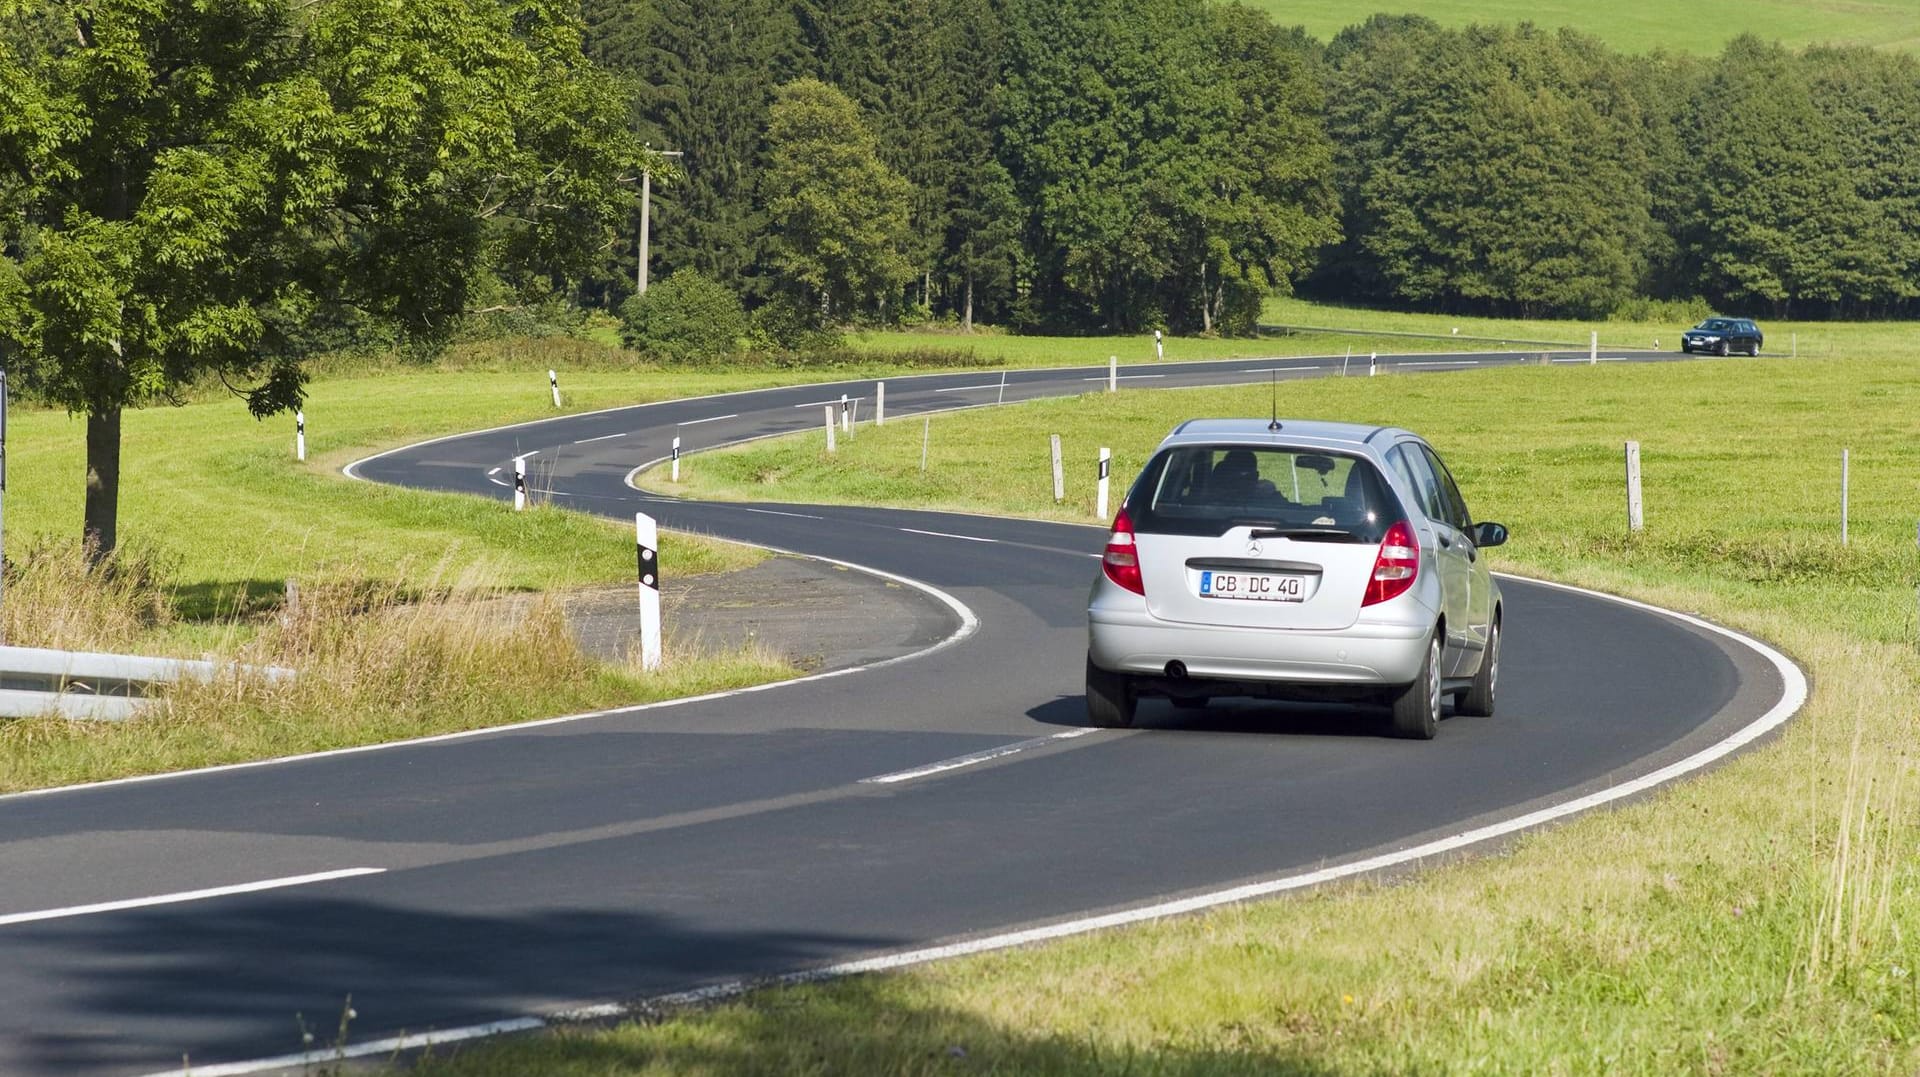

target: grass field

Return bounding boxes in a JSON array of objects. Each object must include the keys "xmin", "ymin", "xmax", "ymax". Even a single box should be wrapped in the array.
[
  {"xmin": 429, "ymin": 353, "xmax": 1920, "ymax": 1072},
  {"xmin": 1252, "ymin": 0, "xmax": 1920, "ymax": 54}
]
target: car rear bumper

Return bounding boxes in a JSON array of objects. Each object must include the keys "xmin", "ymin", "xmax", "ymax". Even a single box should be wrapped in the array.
[{"xmin": 1087, "ymin": 607, "xmax": 1432, "ymax": 686}]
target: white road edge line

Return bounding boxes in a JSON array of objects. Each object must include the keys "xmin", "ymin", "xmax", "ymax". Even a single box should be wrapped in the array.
[
  {"xmin": 1, "ymin": 868, "xmax": 385, "ymax": 928},
  {"xmin": 158, "ymin": 573, "xmax": 1805, "ymax": 1077},
  {"xmin": 898, "ymin": 527, "xmax": 997, "ymax": 544},
  {"xmin": 1078, "ymin": 374, "xmax": 1166, "ymax": 381},
  {"xmin": 743, "ymin": 507, "xmax": 826, "ymax": 520},
  {"xmin": 1397, "ymin": 360, "xmax": 1481, "ymax": 367},
  {"xmin": 677, "ymin": 414, "xmax": 739, "ymax": 426},
  {"xmin": 572, "ymin": 432, "xmax": 627, "ymax": 444},
  {"xmin": 862, "ymin": 729, "xmax": 1099, "ymax": 785}
]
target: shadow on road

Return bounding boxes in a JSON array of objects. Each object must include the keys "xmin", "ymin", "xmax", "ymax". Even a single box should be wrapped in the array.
[
  {"xmin": 7, "ymin": 896, "xmax": 895, "ymax": 1076},
  {"xmin": 1025, "ymin": 693, "xmax": 1400, "ymax": 738}
]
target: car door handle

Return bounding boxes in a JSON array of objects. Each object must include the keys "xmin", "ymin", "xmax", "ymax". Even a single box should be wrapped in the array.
[{"xmin": 1436, "ymin": 533, "xmax": 1451, "ymax": 548}]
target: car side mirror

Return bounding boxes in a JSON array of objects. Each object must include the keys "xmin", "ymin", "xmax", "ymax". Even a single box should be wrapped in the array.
[{"xmin": 1471, "ymin": 521, "xmax": 1508, "ymax": 548}]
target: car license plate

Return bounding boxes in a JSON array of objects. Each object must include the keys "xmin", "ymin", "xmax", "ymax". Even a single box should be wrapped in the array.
[{"xmin": 1197, "ymin": 570, "xmax": 1307, "ymax": 602}]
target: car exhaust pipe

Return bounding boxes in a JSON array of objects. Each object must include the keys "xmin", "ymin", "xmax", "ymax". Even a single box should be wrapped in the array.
[{"xmin": 1165, "ymin": 660, "xmax": 1188, "ymax": 680}]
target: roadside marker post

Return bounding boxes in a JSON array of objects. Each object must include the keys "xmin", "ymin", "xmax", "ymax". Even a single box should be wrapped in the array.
[
  {"xmin": 513, "ymin": 455, "xmax": 528, "ymax": 512},
  {"xmin": 1050, "ymin": 435, "xmax": 1064, "ymax": 503},
  {"xmin": 295, "ymin": 409, "xmax": 305, "ymax": 462},
  {"xmin": 1154, "ymin": 329, "xmax": 1163, "ymax": 360},
  {"xmin": 1624, "ymin": 441, "xmax": 1644, "ymax": 532},
  {"xmin": 876, "ymin": 382, "xmax": 886, "ymax": 426},
  {"xmin": 824, "ymin": 406, "xmax": 836, "ymax": 453},
  {"xmin": 839, "ymin": 395, "xmax": 850, "ymax": 433},
  {"xmin": 549, "ymin": 369, "xmax": 561, "ymax": 408},
  {"xmin": 671, "ymin": 436, "xmax": 681, "ymax": 482},
  {"xmin": 1590, "ymin": 331, "xmax": 1598, "ymax": 365},
  {"xmin": 634, "ymin": 512, "xmax": 662, "ymax": 672},
  {"xmin": 1109, "ymin": 356, "xmax": 1117, "ymax": 393},
  {"xmin": 1369, "ymin": 352, "xmax": 1377, "ymax": 377},
  {"xmin": 1842, "ymin": 449, "xmax": 1850, "ymax": 547},
  {"xmin": 1097, "ymin": 448, "xmax": 1111, "ymax": 520},
  {"xmin": 847, "ymin": 398, "xmax": 858, "ymax": 438},
  {"xmin": 920, "ymin": 417, "xmax": 930, "ymax": 471}
]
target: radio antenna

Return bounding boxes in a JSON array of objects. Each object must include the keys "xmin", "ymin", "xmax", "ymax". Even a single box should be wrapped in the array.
[{"xmin": 1267, "ymin": 369, "xmax": 1281, "ymax": 431}]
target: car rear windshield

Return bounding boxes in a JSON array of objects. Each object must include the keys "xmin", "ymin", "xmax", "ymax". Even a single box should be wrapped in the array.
[{"xmin": 1126, "ymin": 445, "xmax": 1405, "ymax": 542}]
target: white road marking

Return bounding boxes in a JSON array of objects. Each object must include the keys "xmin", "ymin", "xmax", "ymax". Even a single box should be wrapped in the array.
[
  {"xmin": 0, "ymin": 868, "xmax": 386, "ymax": 928},
  {"xmin": 932, "ymin": 383, "xmax": 1005, "ymax": 393},
  {"xmin": 486, "ymin": 477, "xmax": 509, "ymax": 488},
  {"xmin": 1397, "ymin": 360, "xmax": 1482, "ymax": 367},
  {"xmin": 519, "ymin": 450, "xmax": 539, "ymax": 459},
  {"xmin": 862, "ymin": 729, "xmax": 1100, "ymax": 785},
  {"xmin": 791, "ymin": 399, "xmax": 858, "ymax": 409},
  {"xmin": 1079, "ymin": 374, "xmax": 1166, "ymax": 382},
  {"xmin": 486, "ymin": 467, "xmax": 502, "ymax": 477},
  {"xmin": 898, "ymin": 527, "xmax": 998, "ymax": 544},
  {"xmin": 1245, "ymin": 365, "xmax": 1324, "ymax": 373},
  {"xmin": 572, "ymin": 432, "xmax": 627, "ymax": 444},
  {"xmin": 743, "ymin": 508, "xmax": 825, "ymax": 520},
  {"xmin": 677, "ymin": 414, "xmax": 739, "ymax": 426}
]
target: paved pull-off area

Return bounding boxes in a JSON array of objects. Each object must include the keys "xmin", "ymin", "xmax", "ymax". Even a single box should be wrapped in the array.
[{"xmin": 0, "ymin": 352, "xmax": 1801, "ymax": 1076}]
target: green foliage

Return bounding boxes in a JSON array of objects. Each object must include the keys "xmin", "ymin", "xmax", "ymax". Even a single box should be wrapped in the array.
[
  {"xmin": 998, "ymin": 0, "xmax": 1337, "ymax": 333},
  {"xmin": 1324, "ymin": 21, "xmax": 1652, "ymax": 318},
  {"xmin": 0, "ymin": 0, "xmax": 646, "ymax": 552},
  {"xmin": 618, "ymin": 270, "xmax": 748, "ymax": 360},
  {"xmin": 760, "ymin": 79, "xmax": 915, "ymax": 323}
]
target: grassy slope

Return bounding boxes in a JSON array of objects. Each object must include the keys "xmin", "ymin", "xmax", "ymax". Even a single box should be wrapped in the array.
[
  {"xmin": 439, "ymin": 354, "xmax": 1920, "ymax": 1072},
  {"xmin": 1247, "ymin": 0, "xmax": 1920, "ymax": 54}
]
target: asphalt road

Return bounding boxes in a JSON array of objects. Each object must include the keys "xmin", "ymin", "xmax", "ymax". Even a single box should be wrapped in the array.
[{"xmin": 0, "ymin": 350, "xmax": 1797, "ymax": 1076}]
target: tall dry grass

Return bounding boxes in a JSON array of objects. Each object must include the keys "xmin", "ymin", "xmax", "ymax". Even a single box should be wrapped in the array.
[{"xmin": 1, "ymin": 537, "xmax": 175, "ymax": 652}]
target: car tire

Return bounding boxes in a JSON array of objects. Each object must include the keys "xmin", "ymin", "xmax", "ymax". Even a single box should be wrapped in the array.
[
  {"xmin": 1455, "ymin": 620, "xmax": 1499, "ymax": 718},
  {"xmin": 1086, "ymin": 655, "xmax": 1136, "ymax": 728},
  {"xmin": 1748, "ymin": 341, "xmax": 1761, "ymax": 357},
  {"xmin": 1387, "ymin": 633, "xmax": 1442, "ymax": 740},
  {"xmin": 1714, "ymin": 340, "xmax": 1730, "ymax": 357}
]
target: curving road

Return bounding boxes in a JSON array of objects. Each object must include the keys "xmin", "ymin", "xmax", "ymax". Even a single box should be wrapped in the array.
[{"xmin": 0, "ymin": 350, "xmax": 1800, "ymax": 1076}]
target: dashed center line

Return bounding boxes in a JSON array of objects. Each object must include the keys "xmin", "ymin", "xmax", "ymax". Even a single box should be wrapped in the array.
[
  {"xmin": 743, "ymin": 508, "xmax": 825, "ymax": 520},
  {"xmin": 573, "ymin": 432, "xmax": 627, "ymax": 444},
  {"xmin": 677, "ymin": 414, "xmax": 738, "ymax": 426},
  {"xmin": 0, "ymin": 868, "xmax": 387, "ymax": 928},
  {"xmin": 898, "ymin": 527, "xmax": 998, "ymax": 544},
  {"xmin": 1398, "ymin": 360, "xmax": 1482, "ymax": 367},
  {"xmin": 862, "ymin": 729, "xmax": 1102, "ymax": 785},
  {"xmin": 1078, "ymin": 373, "xmax": 1166, "ymax": 382},
  {"xmin": 932, "ymin": 383, "xmax": 1005, "ymax": 393}
]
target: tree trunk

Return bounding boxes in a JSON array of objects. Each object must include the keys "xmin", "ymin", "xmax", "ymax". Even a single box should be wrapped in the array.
[
  {"xmin": 1198, "ymin": 263, "xmax": 1212, "ymax": 335},
  {"xmin": 84, "ymin": 408, "xmax": 121, "ymax": 563},
  {"xmin": 964, "ymin": 273, "xmax": 974, "ymax": 334}
]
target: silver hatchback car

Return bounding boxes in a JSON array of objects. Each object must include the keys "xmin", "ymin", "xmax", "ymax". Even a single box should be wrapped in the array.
[{"xmin": 1086, "ymin": 419, "xmax": 1506, "ymax": 738}]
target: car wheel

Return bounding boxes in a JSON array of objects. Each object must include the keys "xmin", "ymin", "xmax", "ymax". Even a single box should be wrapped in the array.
[
  {"xmin": 1714, "ymin": 340, "xmax": 1730, "ymax": 357},
  {"xmin": 1748, "ymin": 341, "xmax": 1761, "ymax": 357},
  {"xmin": 1086, "ymin": 655, "xmax": 1137, "ymax": 728},
  {"xmin": 1680, "ymin": 344, "xmax": 1691, "ymax": 354},
  {"xmin": 1456, "ymin": 620, "xmax": 1499, "ymax": 718},
  {"xmin": 1388, "ymin": 633, "xmax": 1442, "ymax": 740}
]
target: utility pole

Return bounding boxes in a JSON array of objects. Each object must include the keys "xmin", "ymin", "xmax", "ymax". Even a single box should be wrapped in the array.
[
  {"xmin": 1, "ymin": 368, "xmax": 8, "ymax": 641},
  {"xmin": 637, "ymin": 146, "xmax": 685, "ymax": 294}
]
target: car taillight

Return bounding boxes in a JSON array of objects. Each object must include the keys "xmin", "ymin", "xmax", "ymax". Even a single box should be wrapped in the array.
[
  {"xmin": 1363, "ymin": 519, "xmax": 1419, "ymax": 607},
  {"xmin": 1102, "ymin": 508, "xmax": 1145, "ymax": 595}
]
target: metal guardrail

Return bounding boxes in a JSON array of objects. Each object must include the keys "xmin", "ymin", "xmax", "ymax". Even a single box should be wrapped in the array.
[{"xmin": 0, "ymin": 645, "xmax": 294, "ymax": 721}]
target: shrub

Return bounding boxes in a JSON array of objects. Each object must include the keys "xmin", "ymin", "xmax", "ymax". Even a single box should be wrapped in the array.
[
  {"xmin": 619, "ymin": 271, "xmax": 748, "ymax": 360},
  {"xmin": 1609, "ymin": 296, "xmax": 1715, "ymax": 325},
  {"xmin": 746, "ymin": 294, "xmax": 843, "ymax": 353}
]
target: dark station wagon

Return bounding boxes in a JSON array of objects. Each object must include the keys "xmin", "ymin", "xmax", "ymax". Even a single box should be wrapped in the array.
[{"xmin": 1680, "ymin": 317, "xmax": 1763, "ymax": 356}]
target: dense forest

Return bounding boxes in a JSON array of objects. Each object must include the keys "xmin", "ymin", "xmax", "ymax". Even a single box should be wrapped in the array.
[{"xmin": 583, "ymin": 1, "xmax": 1920, "ymax": 334}]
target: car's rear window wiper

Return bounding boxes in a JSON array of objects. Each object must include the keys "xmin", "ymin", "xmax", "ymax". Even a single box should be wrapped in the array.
[{"xmin": 1249, "ymin": 527, "xmax": 1362, "ymax": 542}]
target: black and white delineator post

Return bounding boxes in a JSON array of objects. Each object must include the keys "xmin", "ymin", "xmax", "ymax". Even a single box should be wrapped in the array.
[
  {"xmin": 634, "ymin": 512, "xmax": 662, "ymax": 671},
  {"xmin": 1097, "ymin": 447, "xmax": 1111, "ymax": 520},
  {"xmin": 1369, "ymin": 352, "xmax": 1378, "ymax": 377},
  {"xmin": 1050, "ymin": 435, "xmax": 1064, "ymax": 502},
  {"xmin": 875, "ymin": 381, "xmax": 886, "ymax": 426},
  {"xmin": 824, "ymin": 405, "xmax": 837, "ymax": 453},
  {"xmin": 549, "ymin": 369, "xmax": 561, "ymax": 408},
  {"xmin": 1624, "ymin": 440, "xmax": 1643, "ymax": 532},
  {"xmin": 295, "ymin": 408, "xmax": 305, "ymax": 462},
  {"xmin": 1154, "ymin": 329, "xmax": 1163, "ymax": 360},
  {"xmin": 513, "ymin": 455, "xmax": 528, "ymax": 512},
  {"xmin": 1108, "ymin": 355, "xmax": 1117, "ymax": 392},
  {"xmin": 839, "ymin": 394, "xmax": 850, "ymax": 433},
  {"xmin": 670, "ymin": 436, "xmax": 681, "ymax": 482}
]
